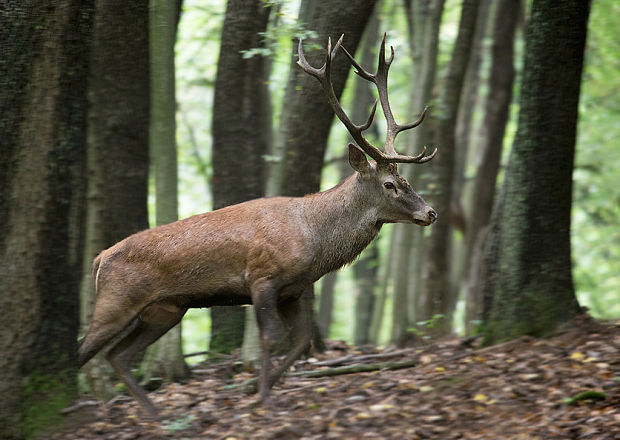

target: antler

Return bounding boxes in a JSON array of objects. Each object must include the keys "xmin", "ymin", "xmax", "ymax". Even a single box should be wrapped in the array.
[{"xmin": 297, "ymin": 33, "xmax": 436, "ymax": 164}]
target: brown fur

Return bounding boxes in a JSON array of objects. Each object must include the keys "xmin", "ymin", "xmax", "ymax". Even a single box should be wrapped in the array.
[{"xmin": 78, "ymin": 145, "xmax": 436, "ymax": 417}]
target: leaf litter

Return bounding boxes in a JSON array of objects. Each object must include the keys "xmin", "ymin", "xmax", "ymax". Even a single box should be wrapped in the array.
[{"xmin": 51, "ymin": 315, "xmax": 620, "ymax": 439}]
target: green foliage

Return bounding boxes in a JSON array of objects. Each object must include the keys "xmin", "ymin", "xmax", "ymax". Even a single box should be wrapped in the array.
[
  {"xmin": 572, "ymin": 0, "xmax": 620, "ymax": 319},
  {"xmin": 563, "ymin": 390, "xmax": 607, "ymax": 406},
  {"xmin": 182, "ymin": 308, "xmax": 211, "ymax": 365},
  {"xmin": 21, "ymin": 372, "xmax": 76, "ymax": 439},
  {"xmin": 240, "ymin": 23, "xmax": 318, "ymax": 59},
  {"xmin": 161, "ymin": 414, "xmax": 196, "ymax": 433},
  {"xmin": 408, "ymin": 314, "xmax": 446, "ymax": 339}
]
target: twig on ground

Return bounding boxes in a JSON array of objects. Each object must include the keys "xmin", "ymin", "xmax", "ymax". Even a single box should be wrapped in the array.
[
  {"xmin": 291, "ymin": 358, "xmax": 417, "ymax": 378},
  {"xmin": 310, "ymin": 348, "xmax": 416, "ymax": 367},
  {"xmin": 184, "ymin": 350, "xmax": 234, "ymax": 359}
]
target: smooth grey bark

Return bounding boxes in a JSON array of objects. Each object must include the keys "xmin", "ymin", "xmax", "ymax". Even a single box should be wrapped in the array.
[
  {"xmin": 482, "ymin": 0, "xmax": 590, "ymax": 344},
  {"xmin": 317, "ymin": 271, "xmax": 338, "ymax": 338},
  {"xmin": 449, "ymin": 0, "xmax": 492, "ymax": 323},
  {"xmin": 455, "ymin": 0, "xmax": 492, "ymax": 174},
  {"xmin": 464, "ymin": 0, "xmax": 520, "ymax": 335}
]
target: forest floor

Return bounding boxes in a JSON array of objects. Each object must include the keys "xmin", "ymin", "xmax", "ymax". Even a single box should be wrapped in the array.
[{"xmin": 51, "ymin": 315, "xmax": 620, "ymax": 439}]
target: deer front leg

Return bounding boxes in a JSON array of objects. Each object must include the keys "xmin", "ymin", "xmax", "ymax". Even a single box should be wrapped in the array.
[
  {"xmin": 268, "ymin": 286, "xmax": 314, "ymax": 389},
  {"xmin": 251, "ymin": 279, "xmax": 280, "ymax": 402}
]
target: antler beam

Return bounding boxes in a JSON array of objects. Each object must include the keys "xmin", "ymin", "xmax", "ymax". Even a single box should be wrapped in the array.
[{"xmin": 297, "ymin": 33, "xmax": 437, "ymax": 164}]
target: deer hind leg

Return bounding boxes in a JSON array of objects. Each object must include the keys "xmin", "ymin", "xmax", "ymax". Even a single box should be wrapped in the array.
[
  {"xmin": 105, "ymin": 302, "xmax": 187, "ymax": 418},
  {"xmin": 78, "ymin": 297, "xmax": 143, "ymax": 368},
  {"xmin": 267, "ymin": 286, "xmax": 314, "ymax": 389},
  {"xmin": 251, "ymin": 278, "xmax": 281, "ymax": 402}
]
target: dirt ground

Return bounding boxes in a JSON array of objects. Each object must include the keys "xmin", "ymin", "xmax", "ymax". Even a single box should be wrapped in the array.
[{"xmin": 49, "ymin": 316, "xmax": 620, "ymax": 439}]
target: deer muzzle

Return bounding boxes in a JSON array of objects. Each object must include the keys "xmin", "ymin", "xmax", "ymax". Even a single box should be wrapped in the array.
[{"xmin": 414, "ymin": 207, "xmax": 437, "ymax": 226}]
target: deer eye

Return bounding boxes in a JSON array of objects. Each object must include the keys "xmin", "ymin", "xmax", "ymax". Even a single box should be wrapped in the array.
[{"xmin": 383, "ymin": 181, "xmax": 395, "ymax": 190}]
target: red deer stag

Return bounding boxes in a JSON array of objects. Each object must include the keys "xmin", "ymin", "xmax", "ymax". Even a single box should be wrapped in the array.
[{"xmin": 78, "ymin": 34, "xmax": 437, "ymax": 417}]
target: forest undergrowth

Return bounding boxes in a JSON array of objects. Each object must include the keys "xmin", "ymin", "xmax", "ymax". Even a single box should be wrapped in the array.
[{"xmin": 51, "ymin": 315, "xmax": 620, "ymax": 439}]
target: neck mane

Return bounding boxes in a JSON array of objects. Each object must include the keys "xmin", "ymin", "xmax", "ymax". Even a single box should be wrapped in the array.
[{"xmin": 301, "ymin": 174, "xmax": 381, "ymax": 278}]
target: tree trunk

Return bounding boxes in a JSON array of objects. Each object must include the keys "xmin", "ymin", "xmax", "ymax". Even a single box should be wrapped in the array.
[
  {"xmin": 391, "ymin": 0, "xmax": 444, "ymax": 345},
  {"xmin": 210, "ymin": 0, "xmax": 271, "ymax": 354},
  {"xmin": 271, "ymin": 0, "xmax": 376, "ymax": 352},
  {"xmin": 317, "ymin": 272, "xmax": 338, "ymax": 338},
  {"xmin": 464, "ymin": 0, "xmax": 520, "ymax": 335},
  {"xmin": 0, "ymin": 2, "xmax": 93, "ymax": 437},
  {"xmin": 80, "ymin": 0, "xmax": 151, "ymax": 401},
  {"xmin": 449, "ymin": 0, "xmax": 492, "ymax": 324},
  {"xmin": 369, "ymin": 249, "xmax": 391, "ymax": 344},
  {"xmin": 242, "ymin": 7, "xmax": 279, "ymax": 367},
  {"xmin": 455, "ymin": 0, "xmax": 492, "ymax": 170},
  {"xmin": 141, "ymin": 0, "xmax": 188, "ymax": 384},
  {"xmin": 416, "ymin": 0, "xmax": 479, "ymax": 338},
  {"xmin": 276, "ymin": 0, "xmax": 377, "ymax": 196},
  {"xmin": 482, "ymin": 0, "xmax": 591, "ymax": 344},
  {"xmin": 350, "ymin": 10, "xmax": 380, "ymax": 346}
]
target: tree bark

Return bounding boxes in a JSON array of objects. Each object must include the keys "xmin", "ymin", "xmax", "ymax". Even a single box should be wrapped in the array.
[
  {"xmin": 455, "ymin": 0, "xmax": 492, "ymax": 172},
  {"xmin": 317, "ymin": 271, "xmax": 338, "ymax": 338},
  {"xmin": 391, "ymin": 0, "xmax": 444, "ymax": 345},
  {"xmin": 464, "ymin": 0, "xmax": 520, "ymax": 335},
  {"xmin": 210, "ymin": 0, "xmax": 271, "ymax": 353},
  {"xmin": 351, "ymin": 11, "xmax": 381, "ymax": 346},
  {"xmin": 416, "ymin": 0, "xmax": 480, "ymax": 337},
  {"xmin": 0, "ymin": 2, "xmax": 93, "ymax": 437},
  {"xmin": 270, "ymin": 0, "xmax": 376, "ymax": 351},
  {"xmin": 142, "ymin": 0, "xmax": 188, "ymax": 382},
  {"xmin": 482, "ymin": 0, "xmax": 591, "ymax": 344},
  {"xmin": 276, "ymin": 0, "xmax": 377, "ymax": 196},
  {"xmin": 449, "ymin": 0, "xmax": 492, "ymax": 324},
  {"xmin": 79, "ymin": 0, "xmax": 150, "ymax": 401}
]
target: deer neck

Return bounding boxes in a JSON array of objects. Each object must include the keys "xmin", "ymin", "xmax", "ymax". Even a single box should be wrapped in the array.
[{"xmin": 303, "ymin": 173, "xmax": 381, "ymax": 277}]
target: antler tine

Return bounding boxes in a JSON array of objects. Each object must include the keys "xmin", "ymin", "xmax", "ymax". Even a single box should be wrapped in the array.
[
  {"xmin": 341, "ymin": 34, "xmax": 436, "ymax": 164},
  {"xmin": 297, "ymin": 34, "xmax": 385, "ymax": 163},
  {"xmin": 400, "ymin": 105, "xmax": 429, "ymax": 131}
]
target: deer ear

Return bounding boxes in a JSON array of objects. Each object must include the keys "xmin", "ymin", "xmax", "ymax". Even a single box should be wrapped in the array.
[{"xmin": 348, "ymin": 144, "xmax": 371, "ymax": 174}]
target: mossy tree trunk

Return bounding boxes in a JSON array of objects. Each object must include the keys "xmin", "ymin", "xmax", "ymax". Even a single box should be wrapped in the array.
[
  {"xmin": 0, "ymin": 1, "xmax": 94, "ymax": 438},
  {"xmin": 482, "ymin": 0, "xmax": 591, "ymax": 344}
]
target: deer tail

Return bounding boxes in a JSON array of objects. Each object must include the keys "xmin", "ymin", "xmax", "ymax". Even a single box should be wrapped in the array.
[{"xmin": 92, "ymin": 252, "xmax": 103, "ymax": 292}]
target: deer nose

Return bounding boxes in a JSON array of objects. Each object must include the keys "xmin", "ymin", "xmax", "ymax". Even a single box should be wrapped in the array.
[{"xmin": 428, "ymin": 209, "xmax": 437, "ymax": 224}]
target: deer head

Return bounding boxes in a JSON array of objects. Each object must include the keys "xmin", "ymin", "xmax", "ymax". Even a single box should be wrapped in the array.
[{"xmin": 297, "ymin": 34, "xmax": 437, "ymax": 226}]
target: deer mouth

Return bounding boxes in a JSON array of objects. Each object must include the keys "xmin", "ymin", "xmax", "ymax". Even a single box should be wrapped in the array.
[{"xmin": 413, "ymin": 209, "xmax": 437, "ymax": 226}]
